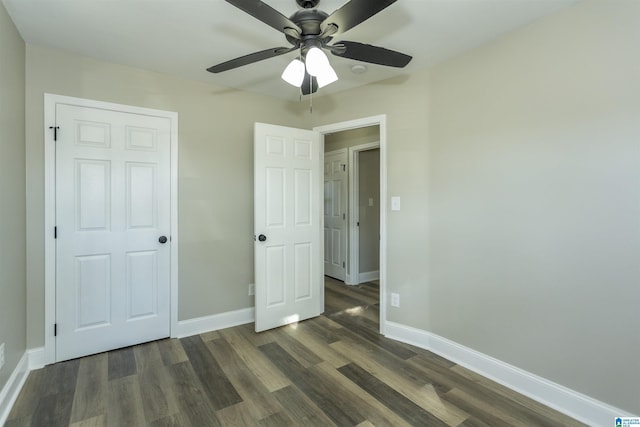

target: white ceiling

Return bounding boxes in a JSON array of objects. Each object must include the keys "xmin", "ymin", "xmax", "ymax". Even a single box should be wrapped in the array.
[{"xmin": 3, "ymin": 0, "xmax": 580, "ymax": 100}]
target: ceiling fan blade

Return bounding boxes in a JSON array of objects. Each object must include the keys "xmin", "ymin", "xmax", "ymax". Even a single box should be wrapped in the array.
[
  {"xmin": 301, "ymin": 72, "xmax": 318, "ymax": 95},
  {"xmin": 225, "ymin": 0, "xmax": 301, "ymax": 37},
  {"xmin": 207, "ymin": 46, "xmax": 297, "ymax": 73},
  {"xmin": 330, "ymin": 41, "xmax": 412, "ymax": 68},
  {"xmin": 321, "ymin": 0, "xmax": 397, "ymax": 36}
]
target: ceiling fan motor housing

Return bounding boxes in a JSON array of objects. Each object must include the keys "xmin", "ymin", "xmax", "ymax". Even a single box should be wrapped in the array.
[{"xmin": 296, "ymin": 0, "xmax": 320, "ymax": 9}]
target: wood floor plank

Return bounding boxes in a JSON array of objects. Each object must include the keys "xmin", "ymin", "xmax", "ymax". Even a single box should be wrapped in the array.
[
  {"xmin": 69, "ymin": 352, "xmax": 108, "ymax": 423},
  {"xmin": 2, "ymin": 415, "xmax": 32, "ymax": 427},
  {"xmin": 444, "ymin": 387, "xmax": 532, "ymax": 427},
  {"xmin": 181, "ymin": 402, "xmax": 222, "ymax": 427},
  {"xmin": 280, "ymin": 321, "xmax": 350, "ymax": 368},
  {"xmin": 165, "ymin": 361, "xmax": 210, "ymax": 410},
  {"xmin": 449, "ymin": 364, "xmax": 587, "ymax": 427},
  {"xmin": 328, "ymin": 312, "xmax": 418, "ymax": 360},
  {"xmin": 138, "ymin": 364, "xmax": 181, "ymax": 423},
  {"xmin": 69, "ymin": 414, "xmax": 107, "ymax": 427},
  {"xmin": 266, "ymin": 325, "xmax": 324, "ymax": 368},
  {"xmin": 271, "ymin": 385, "xmax": 337, "ymax": 427},
  {"xmin": 30, "ymin": 391, "xmax": 75, "ymax": 427},
  {"xmin": 6, "ymin": 368, "xmax": 46, "ymax": 420},
  {"xmin": 257, "ymin": 410, "xmax": 296, "ymax": 427},
  {"xmin": 331, "ymin": 340, "xmax": 469, "ymax": 425},
  {"xmin": 338, "ymin": 362, "xmax": 449, "ymax": 426},
  {"xmin": 42, "ymin": 358, "xmax": 81, "ymax": 396},
  {"xmin": 179, "ymin": 335, "xmax": 243, "ymax": 411},
  {"xmin": 200, "ymin": 330, "xmax": 221, "ymax": 342},
  {"xmin": 259, "ymin": 341, "xmax": 366, "ymax": 426},
  {"xmin": 107, "ymin": 347, "xmax": 137, "ymax": 381},
  {"xmin": 205, "ymin": 337, "xmax": 284, "ymax": 420},
  {"xmin": 106, "ymin": 375, "xmax": 146, "ymax": 427},
  {"xmin": 156, "ymin": 338, "xmax": 188, "ymax": 366},
  {"xmin": 215, "ymin": 401, "xmax": 260, "ymax": 426},
  {"xmin": 311, "ymin": 361, "xmax": 412, "ymax": 427},
  {"xmin": 218, "ymin": 327, "xmax": 292, "ymax": 392},
  {"xmin": 147, "ymin": 411, "xmax": 193, "ymax": 427},
  {"xmin": 134, "ymin": 341, "xmax": 165, "ymax": 373}
]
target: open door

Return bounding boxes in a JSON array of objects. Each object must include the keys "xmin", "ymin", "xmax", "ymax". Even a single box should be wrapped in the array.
[{"xmin": 254, "ymin": 123, "xmax": 323, "ymax": 332}]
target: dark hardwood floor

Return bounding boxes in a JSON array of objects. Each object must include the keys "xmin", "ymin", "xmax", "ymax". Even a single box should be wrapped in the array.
[{"xmin": 5, "ymin": 277, "xmax": 585, "ymax": 426}]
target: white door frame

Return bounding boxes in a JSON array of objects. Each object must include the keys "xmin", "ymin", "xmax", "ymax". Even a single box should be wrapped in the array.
[
  {"xmin": 43, "ymin": 93, "xmax": 179, "ymax": 365},
  {"xmin": 348, "ymin": 141, "xmax": 380, "ymax": 286},
  {"xmin": 314, "ymin": 115, "xmax": 388, "ymax": 335}
]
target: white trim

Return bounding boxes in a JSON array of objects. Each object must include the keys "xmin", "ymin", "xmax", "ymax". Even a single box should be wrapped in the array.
[
  {"xmin": 358, "ymin": 270, "xmax": 379, "ymax": 283},
  {"xmin": 314, "ymin": 115, "xmax": 388, "ymax": 335},
  {"xmin": 0, "ymin": 353, "xmax": 29, "ymax": 426},
  {"xmin": 27, "ymin": 347, "xmax": 45, "ymax": 370},
  {"xmin": 384, "ymin": 321, "xmax": 634, "ymax": 427},
  {"xmin": 348, "ymin": 142, "xmax": 380, "ymax": 286},
  {"xmin": 175, "ymin": 308, "xmax": 255, "ymax": 338},
  {"xmin": 43, "ymin": 93, "xmax": 179, "ymax": 364}
]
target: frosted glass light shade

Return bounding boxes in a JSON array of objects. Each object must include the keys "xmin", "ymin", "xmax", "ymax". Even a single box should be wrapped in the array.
[
  {"xmin": 305, "ymin": 47, "xmax": 329, "ymax": 77},
  {"xmin": 281, "ymin": 58, "xmax": 305, "ymax": 87},
  {"xmin": 316, "ymin": 65, "xmax": 338, "ymax": 88},
  {"xmin": 305, "ymin": 47, "xmax": 338, "ymax": 88}
]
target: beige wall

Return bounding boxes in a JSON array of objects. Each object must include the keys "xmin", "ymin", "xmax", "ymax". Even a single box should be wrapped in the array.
[
  {"xmin": 325, "ymin": 126, "xmax": 379, "ymax": 152},
  {"xmin": 0, "ymin": 1, "xmax": 26, "ymax": 392},
  {"xmin": 358, "ymin": 149, "xmax": 380, "ymax": 274},
  {"xmin": 311, "ymin": 0, "xmax": 640, "ymax": 414},
  {"xmin": 25, "ymin": 45, "xmax": 313, "ymax": 348}
]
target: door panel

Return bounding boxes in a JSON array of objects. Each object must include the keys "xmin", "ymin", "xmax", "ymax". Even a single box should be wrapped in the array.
[
  {"xmin": 254, "ymin": 123, "xmax": 322, "ymax": 332},
  {"xmin": 323, "ymin": 150, "xmax": 348, "ymax": 281},
  {"xmin": 56, "ymin": 103, "xmax": 171, "ymax": 361}
]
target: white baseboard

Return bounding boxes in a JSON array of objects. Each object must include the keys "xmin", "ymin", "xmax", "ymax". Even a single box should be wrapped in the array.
[
  {"xmin": 28, "ymin": 347, "xmax": 46, "ymax": 370},
  {"xmin": 0, "ymin": 352, "xmax": 30, "ymax": 426},
  {"xmin": 384, "ymin": 321, "xmax": 633, "ymax": 427},
  {"xmin": 174, "ymin": 307, "xmax": 255, "ymax": 338},
  {"xmin": 359, "ymin": 270, "xmax": 379, "ymax": 283}
]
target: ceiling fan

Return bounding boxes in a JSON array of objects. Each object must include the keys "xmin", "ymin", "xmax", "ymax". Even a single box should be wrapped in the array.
[{"xmin": 207, "ymin": 0, "xmax": 412, "ymax": 95}]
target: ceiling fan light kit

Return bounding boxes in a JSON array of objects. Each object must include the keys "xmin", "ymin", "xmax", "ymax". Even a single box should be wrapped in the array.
[
  {"xmin": 281, "ymin": 58, "xmax": 306, "ymax": 87},
  {"xmin": 208, "ymin": 0, "xmax": 412, "ymax": 96}
]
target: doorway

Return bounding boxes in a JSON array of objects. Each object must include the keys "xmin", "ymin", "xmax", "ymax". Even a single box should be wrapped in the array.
[{"xmin": 315, "ymin": 116, "xmax": 387, "ymax": 334}]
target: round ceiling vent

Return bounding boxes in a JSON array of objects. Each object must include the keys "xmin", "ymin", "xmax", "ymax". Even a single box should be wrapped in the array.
[{"xmin": 351, "ymin": 64, "xmax": 368, "ymax": 74}]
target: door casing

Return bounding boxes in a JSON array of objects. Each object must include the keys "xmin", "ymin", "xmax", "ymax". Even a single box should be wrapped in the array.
[
  {"xmin": 314, "ymin": 115, "xmax": 388, "ymax": 335},
  {"xmin": 43, "ymin": 93, "xmax": 179, "ymax": 365}
]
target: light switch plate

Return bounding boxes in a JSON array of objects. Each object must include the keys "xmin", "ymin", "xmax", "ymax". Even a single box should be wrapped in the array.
[
  {"xmin": 391, "ymin": 196, "xmax": 401, "ymax": 211},
  {"xmin": 391, "ymin": 293, "xmax": 400, "ymax": 307}
]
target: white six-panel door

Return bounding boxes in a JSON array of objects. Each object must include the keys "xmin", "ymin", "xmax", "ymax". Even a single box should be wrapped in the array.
[
  {"xmin": 254, "ymin": 123, "xmax": 323, "ymax": 332},
  {"xmin": 324, "ymin": 149, "xmax": 348, "ymax": 281},
  {"xmin": 55, "ymin": 104, "xmax": 171, "ymax": 361}
]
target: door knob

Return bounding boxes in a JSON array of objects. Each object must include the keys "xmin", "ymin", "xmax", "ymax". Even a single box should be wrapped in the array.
[
  {"xmin": 258, "ymin": 234, "xmax": 267, "ymax": 242},
  {"xmin": 159, "ymin": 236, "xmax": 168, "ymax": 244}
]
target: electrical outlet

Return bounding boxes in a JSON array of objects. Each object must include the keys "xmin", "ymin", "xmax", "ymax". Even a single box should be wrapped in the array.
[
  {"xmin": 0, "ymin": 342, "xmax": 5, "ymax": 371},
  {"xmin": 248, "ymin": 283, "xmax": 255, "ymax": 296},
  {"xmin": 391, "ymin": 293, "xmax": 400, "ymax": 308}
]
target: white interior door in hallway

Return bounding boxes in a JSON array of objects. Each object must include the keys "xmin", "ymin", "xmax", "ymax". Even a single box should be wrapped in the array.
[
  {"xmin": 55, "ymin": 103, "xmax": 172, "ymax": 362},
  {"xmin": 254, "ymin": 123, "xmax": 323, "ymax": 332},
  {"xmin": 324, "ymin": 149, "xmax": 348, "ymax": 281}
]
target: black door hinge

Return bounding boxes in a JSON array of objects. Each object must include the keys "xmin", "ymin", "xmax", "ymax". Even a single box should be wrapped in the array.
[
  {"xmin": 49, "ymin": 126, "xmax": 60, "ymax": 141},
  {"xmin": 54, "ymin": 323, "xmax": 57, "ymax": 337},
  {"xmin": 54, "ymin": 226, "xmax": 57, "ymax": 239},
  {"xmin": 342, "ymin": 164, "xmax": 346, "ymax": 172}
]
